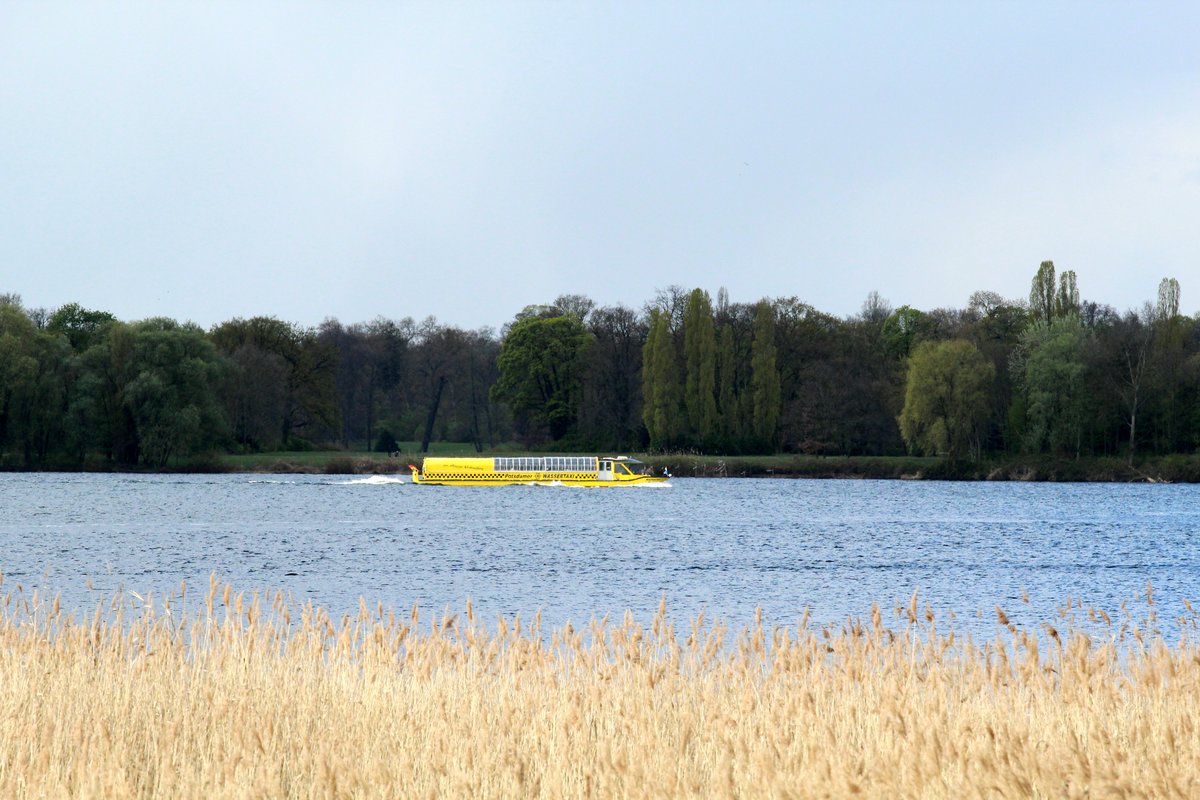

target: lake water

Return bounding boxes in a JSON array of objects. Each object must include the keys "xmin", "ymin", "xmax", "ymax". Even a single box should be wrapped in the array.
[{"xmin": 2, "ymin": 473, "xmax": 1199, "ymax": 639}]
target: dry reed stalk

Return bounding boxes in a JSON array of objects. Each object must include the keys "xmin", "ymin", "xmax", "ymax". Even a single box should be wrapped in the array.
[{"xmin": 1, "ymin": 581, "xmax": 1199, "ymax": 798}]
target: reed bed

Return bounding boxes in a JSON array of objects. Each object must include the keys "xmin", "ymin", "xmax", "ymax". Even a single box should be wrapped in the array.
[{"xmin": 2, "ymin": 575, "xmax": 1199, "ymax": 799}]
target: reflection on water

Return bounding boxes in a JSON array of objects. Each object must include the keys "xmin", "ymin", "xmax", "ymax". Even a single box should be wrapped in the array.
[{"xmin": 2, "ymin": 473, "xmax": 1198, "ymax": 639}]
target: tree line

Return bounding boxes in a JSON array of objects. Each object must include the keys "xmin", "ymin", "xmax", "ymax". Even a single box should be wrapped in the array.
[{"xmin": 0, "ymin": 263, "xmax": 1195, "ymax": 468}]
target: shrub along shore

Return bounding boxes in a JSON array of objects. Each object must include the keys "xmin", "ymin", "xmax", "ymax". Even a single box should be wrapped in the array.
[
  {"xmin": 4, "ymin": 450, "xmax": 1200, "ymax": 482},
  {"xmin": 1, "ymin": 578, "xmax": 1197, "ymax": 797},
  {"xmin": 642, "ymin": 453, "xmax": 1198, "ymax": 482}
]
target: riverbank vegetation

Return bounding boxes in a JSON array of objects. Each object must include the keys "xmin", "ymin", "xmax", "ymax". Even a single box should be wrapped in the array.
[
  {"xmin": 2, "ymin": 263, "xmax": 1198, "ymax": 477},
  {"xmin": 219, "ymin": 450, "xmax": 1200, "ymax": 483},
  {"xmin": 2, "ymin": 578, "xmax": 1198, "ymax": 797}
]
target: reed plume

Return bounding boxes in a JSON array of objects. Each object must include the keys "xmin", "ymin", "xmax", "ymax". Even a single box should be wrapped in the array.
[{"xmin": 1, "ymin": 579, "xmax": 1198, "ymax": 798}]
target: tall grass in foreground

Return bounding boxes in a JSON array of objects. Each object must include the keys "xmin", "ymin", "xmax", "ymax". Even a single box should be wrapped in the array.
[{"xmin": 2, "ymin": 577, "xmax": 1199, "ymax": 798}]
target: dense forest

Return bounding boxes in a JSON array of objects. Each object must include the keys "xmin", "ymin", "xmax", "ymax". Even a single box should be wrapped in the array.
[{"xmin": 1, "ymin": 262, "xmax": 1196, "ymax": 469}]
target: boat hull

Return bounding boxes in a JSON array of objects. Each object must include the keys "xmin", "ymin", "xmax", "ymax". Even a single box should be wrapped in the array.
[
  {"xmin": 411, "ymin": 475, "xmax": 669, "ymax": 487},
  {"xmin": 409, "ymin": 456, "xmax": 670, "ymax": 486}
]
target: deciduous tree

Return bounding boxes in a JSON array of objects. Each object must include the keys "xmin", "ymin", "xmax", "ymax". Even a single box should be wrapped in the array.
[
  {"xmin": 47, "ymin": 303, "xmax": 117, "ymax": 352},
  {"xmin": 1055, "ymin": 270, "xmax": 1080, "ymax": 318},
  {"xmin": 210, "ymin": 317, "xmax": 337, "ymax": 449},
  {"xmin": 750, "ymin": 300, "xmax": 780, "ymax": 447},
  {"xmin": 1014, "ymin": 317, "xmax": 1089, "ymax": 456},
  {"xmin": 881, "ymin": 305, "xmax": 937, "ymax": 360},
  {"xmin": 898, "ymin": 339, "xmax": 995, "ymax": 459},
  {"xmin": 578, "ymin": 305, "xmax": 645, "ymax": 450},
  {"xmin": 683, "ymin": 288, "xmax": 718, "ymax": 446},
  {"xmin": 0, "ymin": 303, "xmax": 43, "ymax": 461},
  {"xmin": 1029, "ymin": 260, "xmax": 1056, "ymax": 323},
  {"xmin": 492, "ymin": 315, "xmax": 590, "ymax": 442},
  {"xmin": 123, "ymin": 319, "xmax": 228, "ymax": 467},
  {"xmin": 641, "ymin": 308, "xmax": 682, "ymax": 449}
]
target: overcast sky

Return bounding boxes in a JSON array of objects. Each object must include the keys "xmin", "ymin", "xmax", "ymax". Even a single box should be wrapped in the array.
[{"xmin": 3, "ymin": 2, "xmax": 1198, "ymax": 330}]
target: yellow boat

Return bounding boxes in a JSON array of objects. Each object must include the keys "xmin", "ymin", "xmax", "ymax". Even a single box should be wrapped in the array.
[{"xmin": 408, "ymin": 456, "xmax": 670, "ymax": 486}]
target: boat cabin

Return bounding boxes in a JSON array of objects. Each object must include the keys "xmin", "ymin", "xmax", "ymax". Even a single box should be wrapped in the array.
[{"xmin": 598, "ymin": 457, "xmax": 652, "ymax": 481}]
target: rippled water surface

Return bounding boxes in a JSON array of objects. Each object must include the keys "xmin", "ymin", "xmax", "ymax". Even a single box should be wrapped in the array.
[{"xmin": 3, "ymin": 473, "xmax": 1199, "ymax": 637}]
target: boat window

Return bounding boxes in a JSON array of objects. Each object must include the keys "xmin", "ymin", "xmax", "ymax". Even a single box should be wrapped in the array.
[
  {"xmin": 542, "ymin": 456, "xmax": 595, "ymax": 472},
  {"xmin": 495, "ymin": 456, "xmax": 599, "ymax": 472},
  {"xmin": 494, "ymin": 457, "xmax": 542, "ymax": 472}
]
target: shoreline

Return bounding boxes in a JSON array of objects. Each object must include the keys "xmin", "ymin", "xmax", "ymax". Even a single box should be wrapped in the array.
[
  {"xmin": 2, "ymin": 452, "xmax": 1197, "ymax": 482},
  {"xmin": 642, "ymin": 454, "xmax": 1191, "ymax": 483}
]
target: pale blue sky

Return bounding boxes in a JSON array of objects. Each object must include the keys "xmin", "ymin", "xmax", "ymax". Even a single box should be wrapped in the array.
[{"xmin": 2, "ymin": 2, "xmax": 1198, "ymax": 329}]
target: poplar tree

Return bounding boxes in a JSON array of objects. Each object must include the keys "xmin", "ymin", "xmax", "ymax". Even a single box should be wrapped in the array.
[
  {"xmin": 716, "ymin": 322, "xmax": 740, "ymax": 443},
  {"xmin": 641, "ymin": 310, "xmax": 660, "ymax": 440},
  {"xmin": 1156, "ymin": 277, "xmax": 1181, "ymax": 321},
  {"xmin": 642, "ymin": 308, "xmax": 681, "ymax": 448},
  {"xmin": 750, "ymin": 300, "xmax": 780, "ymax": 446},
  {"xmin": 1152, "ymin": 277, "xmax": 1184, "ymax": 449},
  {"xmin": 1055, "ymin": 270, "xmax": 1079, "ymax": 318},
  {"xmin": 683, "ymin": 288, "xmax": 718, "ymax": 445},
  {"xmin": 1029, "ymin": 260, "xmax": 1056, "ymax": 323}
]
